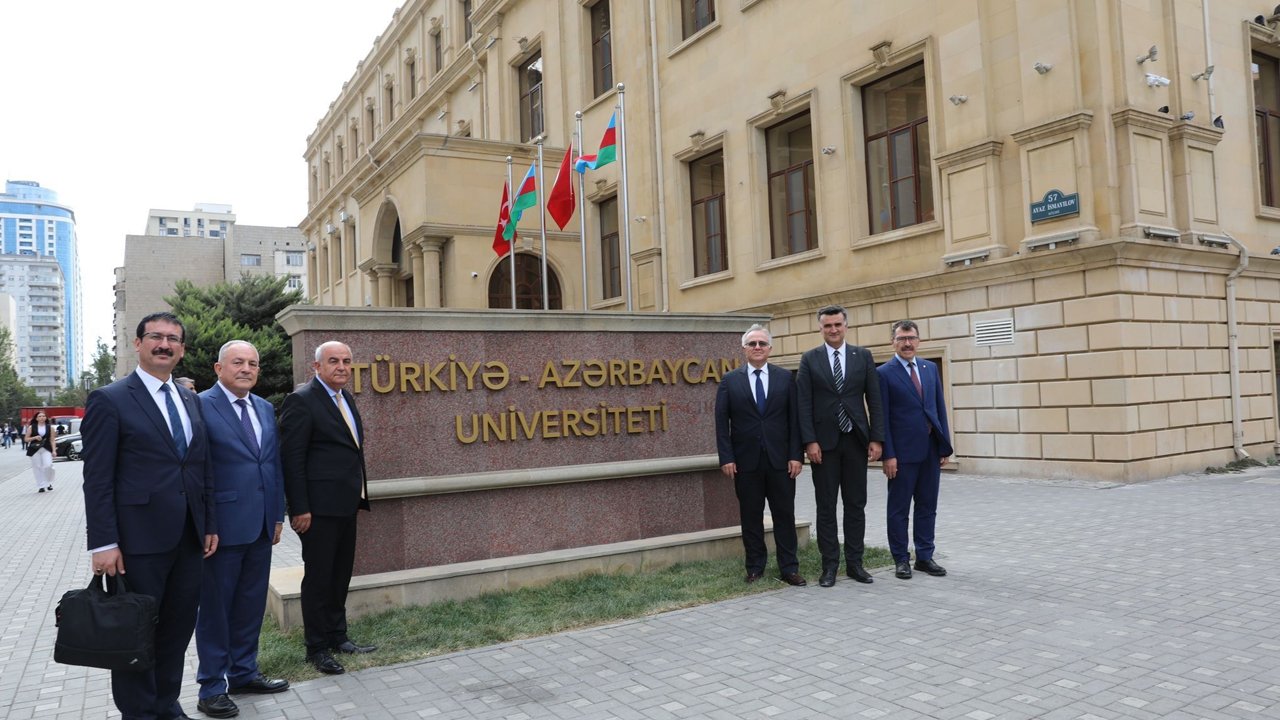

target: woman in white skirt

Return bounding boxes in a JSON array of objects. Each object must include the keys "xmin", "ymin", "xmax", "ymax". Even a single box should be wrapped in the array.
[{"xmin": 25, "ymin": 410, "xmax": 56, "ymax": 493}]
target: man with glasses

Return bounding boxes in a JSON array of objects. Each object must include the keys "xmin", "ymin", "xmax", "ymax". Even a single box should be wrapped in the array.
[
  {"xmin": 715, "ymin": 324, "xmax": 806, "ymax": 586},
  {"xmin": 877, "ymin": 320, "xmax": 952, "ymax": 580},
  {"xmin": 82, "ymin": 311, "xmax": 218, "ymax": 720},
  {"xmin": 796, "ymin": 305, "xmax": 884, "ymax": 587}
]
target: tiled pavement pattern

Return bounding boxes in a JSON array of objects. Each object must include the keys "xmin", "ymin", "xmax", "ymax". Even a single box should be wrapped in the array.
[{"xmin": 3, "ymin": 446, "xmax": 1279, "ymax": 719}]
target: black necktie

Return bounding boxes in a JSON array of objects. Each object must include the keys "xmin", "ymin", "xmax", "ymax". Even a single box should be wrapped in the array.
[
  {"xmin": 160, "ymin": 383, "xmax": 188, "ymax": 457},
  {"xmin": 833, "ymin": 351, "xmax": 853, "ymax": 433},
  {"xmin": 235, "ymin": 398, "xmax": 260, "ymax": 454},
  {"xmin": 754, "ymin": 368, "xmax": 766, "ymax": 415}
]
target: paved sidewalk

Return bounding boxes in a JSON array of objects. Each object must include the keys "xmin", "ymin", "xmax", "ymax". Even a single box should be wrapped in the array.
[{"xmin": 4, "ymin": 450, "xmax": 1280, "ymax": 719}]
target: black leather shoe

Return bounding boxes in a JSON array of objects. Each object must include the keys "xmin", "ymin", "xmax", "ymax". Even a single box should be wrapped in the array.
[
  {"xmin": 780, "ymin": 572, "xmax": 807, "ymax": 587},
  {"xmin": 818, "ymin": 568, "xmax": 837, "ymax": 587},
  {"xmin": 196, "ymin": 693, "xmax": 239, "ymax": 718},
  {"xmin": 307, "ymin": 652, "xmax": 345, "ymax": 674},
  {"xmin": 914, "ymin": 558, "xmax": 947, "ymax": 576},
  {"xmin": 745, "ymin": 572, "xmax": 763, "ymax": 583},
  {"xmin": 334, "ymin": 640, "xmax": 377, "ymax": 654},
  {"xmin": 231, "ymin": 673, "xmax": 289, "ymax": 694},
  {"xmin": 895, "ymin": 561, "xmax": 913, "ymax": 579},
  {"xmin": 846, "ymin": 564, "xmax": 874, "ymax": 584}
]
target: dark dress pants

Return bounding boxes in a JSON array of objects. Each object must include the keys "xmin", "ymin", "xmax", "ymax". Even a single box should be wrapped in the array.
[
  {"xmin": 196, "ymin": 527, "xmax": 272, "ymax": 698},
  {"xmin": 300, "ymin": 513, "xmax": 358, "ymax": 655},
  {"xmin": 113, "ymin": 514, "xmax": 203, "ymax": 720},
  {"xmin": 886, "ymin": 440, "xmax": 941, "ymax": 563},
  {"xmin": 734, "ymin": 466, "xmax": 799, "ymax": 575},
  {"xmin": 810, "ymin": 431, "xmax": 868, "ymax": 570}
]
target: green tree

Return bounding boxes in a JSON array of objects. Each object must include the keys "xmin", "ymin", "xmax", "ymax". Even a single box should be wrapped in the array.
[
  {"xmin": 166, "ymin": 275, "xmax": 302, "ymax": 406},
  {"xmin": 0, "ymin": 327, "xmax": 41, "ymax": 423},
  {"xmin": 90, "ymin": 338, "xmax": 115, "ymax": 387}
]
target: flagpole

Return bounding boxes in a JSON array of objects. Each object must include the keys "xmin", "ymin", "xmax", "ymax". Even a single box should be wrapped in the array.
[
  {"xmin": 575, "ymin": 111, "xmax": 588, "ymax": 312},
  {"xmin": 506, "ymin": 155, "xmax": 516, "ymax": 309},
  {"xmin": 536, "ymin": 137, "xmax": 549, "ymax": 310},
  {"xmin": 616, "ymin": 83, "xmax": 633, "ymax": 312}
]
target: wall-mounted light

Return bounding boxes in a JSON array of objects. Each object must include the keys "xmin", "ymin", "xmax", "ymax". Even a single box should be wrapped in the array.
[
  {"xmin": 437, "ymin": 109, "xmax": 447, "ymax": 120},
  {"xmin": 466, "ymin": 78, "xmax": 479, "ymax": 92},
  {"xmin": 1033, "ymin": 62, "xmax": 1053, "ymax": 75},
  {"xmin": 483, "ymin": 35, "xmax": 498, "ymax": 49},
  {"xmin": 948, "ymin": 94, "xmax": 968, "ymax": 105},
  {"xmin": 1136, "ymin": 45, "xmax": 1158, "ymax": 64},
  {"xmin": 1191, "ymin": 65, "xmax": 1214, "ymax": 81},
  {"xmin": 820, "ymin": 146, "xmax": 837, "ymax": 155},
  {"xmin": 1145, "ymin": 73, "xmax": 1171, "ymax": 87}
]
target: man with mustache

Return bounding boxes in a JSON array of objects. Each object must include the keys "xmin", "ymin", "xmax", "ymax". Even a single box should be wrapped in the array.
[{"xmin": 82, "ymin": 311, "xmax": 218, "ymax": 720}]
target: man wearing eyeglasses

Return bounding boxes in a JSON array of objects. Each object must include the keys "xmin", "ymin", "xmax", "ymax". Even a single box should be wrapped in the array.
[
  {"xmin": 715, "ymin": 324, "xmax": 806, "ymax": 587},
  {"xmin": 82, "ymin": 311, "xmax": 218, "ymax": 720},
  {"xmin": 796, "ymin": 305, "xmax": 884, "ymax": 588},
  {"xmin": 877, "ymin": 320, "xmax": 952, "ymax": 580}
]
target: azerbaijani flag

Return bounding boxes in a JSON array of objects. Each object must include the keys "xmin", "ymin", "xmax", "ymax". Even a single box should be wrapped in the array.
[
  {"xmin": 503, "ymin": 163, "xmax": 537, "ymax": 242},
  {"xmin": 575, "ymin": 111, "xmax": 617, "ymax": 173}
]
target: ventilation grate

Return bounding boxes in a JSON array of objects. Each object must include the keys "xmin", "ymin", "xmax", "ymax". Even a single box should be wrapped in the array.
[{"xmin": 973, "ymin": 318, "xmax": 1015, "ymax": 346}]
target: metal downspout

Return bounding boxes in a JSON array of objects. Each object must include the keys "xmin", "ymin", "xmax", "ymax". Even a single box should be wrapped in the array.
[{"xmin": 1224, "ymin": 232, "xmax": 1250, "ymax": 460}]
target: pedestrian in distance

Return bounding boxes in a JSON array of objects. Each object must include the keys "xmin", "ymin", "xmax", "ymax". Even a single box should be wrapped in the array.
[{"xmin": 25, "ymin": 410, "xmax": 57, "ymax": 492}]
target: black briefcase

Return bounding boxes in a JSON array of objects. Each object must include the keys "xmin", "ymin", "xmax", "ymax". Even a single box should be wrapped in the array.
[{"xmin": 54, "ymin": 575, "xmax": 158, "ymax": 672}]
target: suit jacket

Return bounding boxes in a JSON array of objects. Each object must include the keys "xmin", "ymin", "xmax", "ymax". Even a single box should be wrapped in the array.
[
  {"xmin": 715, "ymin": 363, "xmax": 802, "ymax": 472},
  {"xmin": 280, "ymin": 376, "xmax": 370, "ymax": 518},
  {"xmin": 796, "ymin": 343, "xmax": 884, "ymax": 450},
  {"xmin": 199, "ymin": 387, "xmax": 286, "ymax": 546},
  {"xmin": 877, "ymin": 357, "xmax": 954, "ymax": 463},
  {"xmin": 82, "ymin": 372, "xmax": 216, "ymax": 554}
]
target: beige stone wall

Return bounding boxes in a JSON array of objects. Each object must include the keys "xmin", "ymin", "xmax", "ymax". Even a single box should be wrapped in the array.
[{"xmin": 300, "ymin": 0, "xmax": 1280, "ymax": 478}]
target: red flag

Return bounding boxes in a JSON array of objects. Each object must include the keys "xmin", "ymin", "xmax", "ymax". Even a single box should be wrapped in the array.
[
  {"xmin": 547, "ymin": 146, "xmax": 576, "ymax": 230},
  {"xmin": 493, "ymin": 180, "xmax": 514, "ymax": 257}
]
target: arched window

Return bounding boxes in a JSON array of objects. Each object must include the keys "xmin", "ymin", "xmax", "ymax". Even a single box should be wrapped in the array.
[{"xmin": 488, "ymin": 253, "xmax": 562, "ymax": 309}]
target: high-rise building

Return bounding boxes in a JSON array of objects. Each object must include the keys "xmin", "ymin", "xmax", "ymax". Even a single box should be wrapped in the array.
[
  {"xmin": 113, "ymin": 205, "xmax": 307, "ymax": 377},
  {"xmin": 0, "ymin": 180, "xmax": 82, "ymax": 395}
]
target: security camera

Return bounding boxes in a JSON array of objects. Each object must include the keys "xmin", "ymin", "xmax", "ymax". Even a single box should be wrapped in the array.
[
  {"xmin": 1145, "ymin": 73, "xmax": 1171, "ymax": 87},
  {"xmin": 470, "ymin": 271, "xmax": 479, "ymax": 278}
]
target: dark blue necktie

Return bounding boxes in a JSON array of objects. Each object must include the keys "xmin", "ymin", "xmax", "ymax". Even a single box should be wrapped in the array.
[
  {"xmin": 754, "ymin": 368, "xmax": 767, "ymax": 415},
  {"xmin": 160, "ymin": 383, "xmax": 188, "ymax": 457},
  {"xmin": 235, "ymin": 398, "xmax": 260, "ymax": 454},
  {"xmin": 833, "ymin": 350, "xmax": 853, "ymax": 433}
]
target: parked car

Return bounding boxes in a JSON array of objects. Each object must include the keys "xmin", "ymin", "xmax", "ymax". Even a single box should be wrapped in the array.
[{"xmin": 55, "ymin": 432, "xmax": 82, "ymax": 461}]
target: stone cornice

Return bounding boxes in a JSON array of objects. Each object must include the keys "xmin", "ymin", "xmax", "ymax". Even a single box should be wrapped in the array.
[
  {"xmin": 1111, "ymin": 108, "xmax": 1174, "ymax": 134},
  {"xmin": 935, "ymin": 139, "xmax": 1004, "ymax": 169},
  {"xmin": 1011, "ymin": 110, "xmax": 1094, "ymax": 146},
  {"xmin": 1167, "ymin": 122, "xmax": 1224, "ymax": 146},
  {"xmin": 352, "ymin": 134, "xmax": 549, "ymax": 205},
  {"xmin": 277, "ymin": 306, "xmax": 771, "ymax": 335}
]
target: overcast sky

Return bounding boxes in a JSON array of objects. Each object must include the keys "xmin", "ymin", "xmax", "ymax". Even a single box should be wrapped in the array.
[{"xmin": 1, "ymin": 0, "xmax": 405, "ymax": 368}]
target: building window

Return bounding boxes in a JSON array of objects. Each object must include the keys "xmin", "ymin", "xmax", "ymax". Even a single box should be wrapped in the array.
[
  {"xmin": 407, "ymin": 58, "xmax": 417, "ymax": 100},
  {"xmin": 461, "ymin": 0, "xmax": 473, "ymax": 41},
  {"xmin": 519, "ymin": 52, "xmax": 544, "ymax": 142},
  {"xmin": 599, "ymin": 196, "xmax": 621, "ymax": 299},
  {"xmin": 1256, "ymin": 53, "xmax": 1280, "ymax": 207},
  {"xmin": 681, "ymin": 0, "xmax": 715, "ymax": 39},
  {"xmin": 241, "ymin": 254, "xmax": 262, "ymax": 267},
  {"xmin": 433, "ymin": 31, "xmax": 443, "ymax": 75},
  {"xmin": 286, "ymin": 251, "xmax": 304, "ymax": 267},
  {"xmin": 351, "ymin": 124, "xmax": 360, "ymax": 154},
  {"xmin": 337, "ymin": 144, "xmax": 345, "ymax": 176},
  {"xmin": 287, "ymin": 274, "xmax": 303, "ymax": 290},
  {"xmin": 384, "ymin": 83, "xmax": 395, "ymax": 124},
  {"xmin": 209, "ymin": 230, "xmax": 220, "ymax": 238},
  {"xmin": 590, "ymin": 2, "xmax": 613, "ymax": 97},
  {"xmin": 488, "ymin": 253, "xmax": 563, "ymax": 309},
  {"xmin": 766, "ymin": 111, "xmax": 816, "ymax": 258},
  {"xmin": 690, "ymin": 150, "xmax": 727, "ymax": 276},
  {"xmin": 863, "ymin": 63, "xmax": 933, "ymax": 234}
]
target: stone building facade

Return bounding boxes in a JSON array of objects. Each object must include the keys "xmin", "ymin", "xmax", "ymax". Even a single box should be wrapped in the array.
[{"xmin": 301, "ymin": 0, "xmax": 1280, "ymax": 480}]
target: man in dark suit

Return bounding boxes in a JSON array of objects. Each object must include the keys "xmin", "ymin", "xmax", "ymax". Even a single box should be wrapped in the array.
[
  {"xmin": 796, "ymin": 305, "xmax": 884, "ymax": 588},
  {"xmin": 83, "ymin": 311, "xmax": 218, "ymax": 720},
  {"xmin": 280, "ymin": 340, "xmax": 374, "ymax": 675},
  {"xmin": 193, "ymin": 340, "xmax": 290, "ymax": 718},
  {"xmin": 878, "ymin": 320, "xmax": 953, "ymax": 580},
  {"xmin": 715, "ymin": 324, "xmax": 806, "ymax": 587}
]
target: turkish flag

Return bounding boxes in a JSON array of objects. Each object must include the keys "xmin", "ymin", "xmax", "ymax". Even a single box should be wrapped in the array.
[
  {"xmin": 493, "ymin": 180, "xmax": 513, "ymax": 257},
  {"xmin": 547, "ymin": 146, "xmax": 576, "ymax": 230}
]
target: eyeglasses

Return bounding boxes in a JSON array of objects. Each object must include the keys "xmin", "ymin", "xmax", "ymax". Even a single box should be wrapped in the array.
[
  {"xmin": 893, "ymin": 336, "xmax": 919, "ymax": 343},
  {"xmin": 744, "ymin": 341, "xmax": 771, "ymax": 348},
  {"xmin": 142, "ymin": 332, "xmax": 184, "ymax": 344}
]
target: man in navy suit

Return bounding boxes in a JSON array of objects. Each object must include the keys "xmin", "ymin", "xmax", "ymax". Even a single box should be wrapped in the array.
[
  {"xmin": 715, "ymin": 324, "xmax": 806, "ymax": 586},
  {"xmin": 877, "ymin": 320, "xmax": 953, "ymax": 580},
  {"xmin": 193, "ymin": 340, "xmax": 290, "ymax": 718},
  {"xmin": 83, "ymin": 312, "xmax": 218, "ymax": 720},
  {"xmin": 281, "ymin": 341, "xmax": 374, "ymax": 675},
  {"xmin": 796, "ymin": 305, "xmax": 884, "ymax": 588}
]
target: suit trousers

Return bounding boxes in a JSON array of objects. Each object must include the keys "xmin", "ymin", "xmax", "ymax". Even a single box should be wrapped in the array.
[
  {"xmin": 734, "ymin": 467, "xmax": 799, "ymax": 575},
  {"xmin": 300, "ymin": 513, "xmax": 358, "ymax": 655},
  {"xmin": 113, "ymin": 513, "xmax": 203, "ymax": 720},
  {"xmin": 810, "ymin": 431, "xmax": 869, "ymax": 569},
  {"xmin": 196, "ymin": 527, "xmax": 272, "ymax": 698},
  {"xmin": 886, "ymin": 440, "xmax": 941, "ymax": 563}
]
